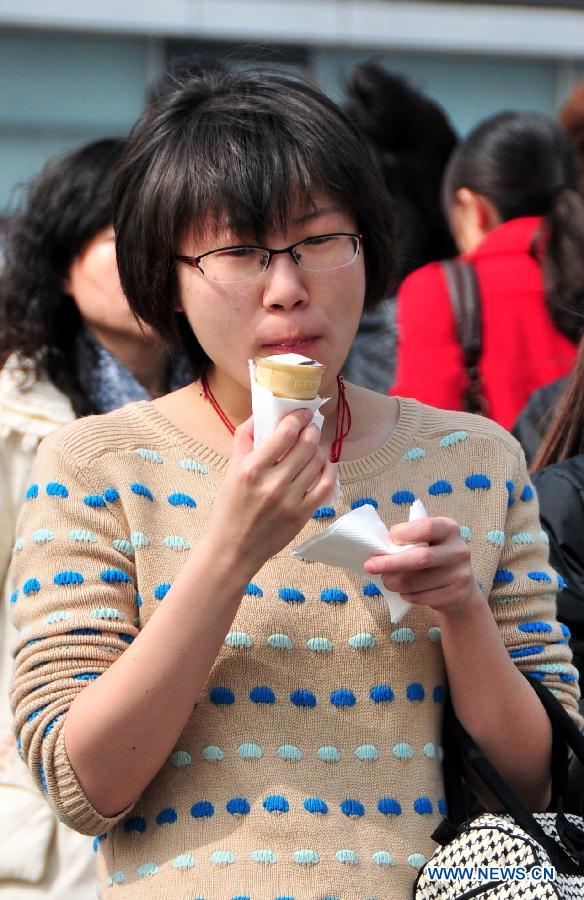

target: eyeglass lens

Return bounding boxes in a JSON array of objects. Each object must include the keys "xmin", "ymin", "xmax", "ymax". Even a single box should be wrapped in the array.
[{"xmin": 200, "ymin": 234, "xmax": 359, "ymax": 283}]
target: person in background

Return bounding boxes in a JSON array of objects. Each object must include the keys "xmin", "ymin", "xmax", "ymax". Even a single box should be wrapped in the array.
[
  {"xmin": 7, "ymin": 66, "xmax": 580, "ymax": 899},
  {"xmin": 560, "ymin": 82, "xmax": 584, "ymax": 197},
  {"xmin": 391, "ymin": 111, "xmax": 584, "ymax": 430},
  {"xmin": 530, "ymin": 334, "xmax": 584, "ymax": 684},
  {"xmin": 512, "ymin": 85, "xmax": 584, "ymax": 462},
  {"xmin": 0, "ymin": 138, "xmax": 191, "ymax": 898},
  {"xmin": 342, "ymin": 63, "xmax": 458, "ymax": 393}
]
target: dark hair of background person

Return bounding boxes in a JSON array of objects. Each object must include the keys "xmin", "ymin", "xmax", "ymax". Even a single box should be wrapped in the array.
[
  {"xmin": 442, "ymin": 111, "xmax": 584, "ymax": 345},
  {"xmin": 560, "ymin": 82, "xmax": 584, "ymax": 197},
  {"xmin": 0, "ymin": 138, "xmax": 126, "ymax": 417},
  {"xmin": 531, "ymin": 333, "xmax": 584, "ymax": 471},
  {"xmin": 113, "ymin": 65, "xmax": 396, "ymax": 381},
  {"xmin": 343, "ymin": 62, "xmax": 458, "ymax": 283}
]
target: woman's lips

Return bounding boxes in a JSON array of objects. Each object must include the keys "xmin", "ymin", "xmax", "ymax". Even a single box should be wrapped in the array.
[{"xmin": 261, "ymin": 337, "xmax": 318, "ymax": 354}]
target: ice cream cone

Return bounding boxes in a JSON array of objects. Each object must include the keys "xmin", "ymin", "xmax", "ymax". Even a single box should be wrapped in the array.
[{"xmin": 254, "ymin": 353, "xmax": 325, "ymax": 399}]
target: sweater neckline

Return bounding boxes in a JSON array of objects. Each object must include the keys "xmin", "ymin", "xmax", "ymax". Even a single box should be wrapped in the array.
[{"xmin": 128, "ymin": 395, "xmax": 422, "ymax": 481}]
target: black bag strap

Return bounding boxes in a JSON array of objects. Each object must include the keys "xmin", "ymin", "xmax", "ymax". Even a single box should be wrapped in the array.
[
  {"xmin": 441, "ymin": 258, "xmax": 486, "ymax": 415},
  {"xmin": 441, "ymin": 675, "xmax": 584, "ymax": 874}
]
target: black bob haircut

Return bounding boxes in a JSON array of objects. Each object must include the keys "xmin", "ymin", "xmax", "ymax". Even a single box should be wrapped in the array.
[{"xmin": 113, "ymin": 66, "xmax": 396, "ymax": 380}]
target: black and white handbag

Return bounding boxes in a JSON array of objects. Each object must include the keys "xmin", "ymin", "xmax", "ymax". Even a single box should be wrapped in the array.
[{"xmin": 414, "ymin": 677, "xmax": 584, "ymax": 899}]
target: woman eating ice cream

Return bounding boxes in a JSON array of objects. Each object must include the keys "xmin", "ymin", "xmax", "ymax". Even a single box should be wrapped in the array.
[{"xmin": 8, "ymin": 66, "xmax": 580, "ymax": 899}]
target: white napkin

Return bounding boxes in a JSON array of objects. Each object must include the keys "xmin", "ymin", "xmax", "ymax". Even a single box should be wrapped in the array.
[
  {"xmin": 248, "ymin": 359, "xmax": 341, "ymax": 501},
  {"xmin": 248, "ymin": 358, "xmax": 328, "ymax": 445},
  {"xmin": 293, "ymin": 498, "xmax": 428, "ymax": 623}
]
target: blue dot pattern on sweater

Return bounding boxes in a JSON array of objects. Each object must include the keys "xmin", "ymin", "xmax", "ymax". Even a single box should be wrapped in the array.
[
  {"xmin": 521, "ymin": 485, "xmax": 535, "ymax": 502},
  {"xmin": 494, "ymin": 569, "xmax": 514, "ymax": 584},
  {"xmin": 465, "ymin": 474, "xmax": 491, "ymax": 491},
  {"xmin": 433, "ymin": 686, "xmax": 444, "ymax": 703},
  {"xmin": 156, "ymin": 807, "xmax": 177, "ymax": 825},
  {"xmin": 392, "ymin": 490, "xmax": 415, "ymax": 505},
  {"xmin": 320, "ymin": 589, "xmax": 348, "ymax": 604},
  {"xmin": 168, "ymin": 492, "xmax": 196, "ymax": 508},
  {"xmin": 25, "ymin": 484, "xmax": 38, "ymax": 500},
  {"xmin": 428, "ymin": 480, "xmax": 452, "ymax": 496},
  {"xmin": 378, "ymin": 798, "xmax": 402, "ymax": 815},
  {"xmin": 226, "ymin": 798, "xmax": 250, "ymax": 815},
  {"xmin": 351, "ymin": 497, "xmax": 378, "ymax": 510},
  {"xmin": 509, "ymin": 645, "xmax": 544, "ymax": 658},
  {"xmin": 245, "ymin": 582, "xmax": 263, "ymax": 597},
  {"xmin": 103, "ymin": 487, "xmax": 120, "ymax": 503},
  {"xmin": 506, "ymin": 481, "xmax": 515, "ymax": 507},
  {"xmin": 407, "ymin": 683, "xmax": 425, "ymax": 702},
  {"xmin": 278, "ymin": 588, "xmax": 305, "ymax": 603},
  {"xmin": 250, "ymin": 686, "xmax": 276, "ymax": 704},
  {"xmin": 304, "ymin": 797, "xmax": 328, "ymax": 814},
  {"xmin": 100, "ymin": 568, "xmax": 132, "ymax": 584},
  {"xmin": 414, "ymin": 797, "xmax": 433, "ymax": 815},
  {"xmin": 54, "ymin": 571, "xmax": 84, "ymax": 586},
  {"xmin": 330, "ymin": 689, "xmax": 356, "ymax": 708},
  {"xmin": 46, "ymin": 481, "xmax": 69, "ymax": 498},
  {"xmin": 191, "ymin": 802, "xmax": 214, "ymax": 818},
  {"xmin": 518, "ymin": 621, "xmax": 552, "ymax": 634},
  {"xmin": 313, "ymin": 506, "xmax": 336, "ymax": 519},
  {"xmin": 341, "ymin": 799, "xmax": 364, "ymax": 816},
  {"xmin": 363, "ymin": 583, "xmax": 383, "ymax": 597},
  {"xmin": 209, "ymin": 687, "xmax": 235, "ymax": 705},
  {"xmin": 84, "ymin": 494, "xmax": 106, "ymax": 508},
  {"xmin": 263, "ymin": 795, "xmax": 289, "ymax": 813},
  {"xmin": 527, "ymin": 571, "xmax": 552, "ymax": 584},
  {"xmin": 131, "ymin": 482, "xmax": 154, "ymax": 501},
  {"xmin": 154, "ymin": 583, "xmax": 171, "ymax": 600},
  {"xmin": 370, "ymin": 684, "xmax": 394, "ymax": 703},
  {"xmin": 93, "ymin": 834, "xmax": 107, "ymax": 852},
  {"xmin": 290, "ymin": 690, "xmax": 316, "ymax": 708},
  {"xmin": 23, "ymin": 578, "xmax": 41, "ymax": 595}
]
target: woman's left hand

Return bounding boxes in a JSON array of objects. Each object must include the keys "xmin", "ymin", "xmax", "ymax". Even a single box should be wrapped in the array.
[{"xmin": 363, "ymin": 516, "xmax": 481, "ymax": 617}]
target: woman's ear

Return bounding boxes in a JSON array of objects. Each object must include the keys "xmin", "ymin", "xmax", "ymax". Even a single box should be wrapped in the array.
[{"xmin": 449, "ymin": 188, "xmax": 501, "ymax": 254}]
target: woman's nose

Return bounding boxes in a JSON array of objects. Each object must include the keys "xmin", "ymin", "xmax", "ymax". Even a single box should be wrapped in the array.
[{"xmin": 261, "ymin": 253, "xmax": 309, "ymax": 311}]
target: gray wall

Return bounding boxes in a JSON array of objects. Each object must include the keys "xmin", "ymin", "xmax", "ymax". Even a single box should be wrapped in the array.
[
  {"xmin": 0, "ymin": 30, "xmax": 148, "ymax": 211},
  {"xmin": 1, "ymin": 27, "xmax": 583, "ymax": 212}
]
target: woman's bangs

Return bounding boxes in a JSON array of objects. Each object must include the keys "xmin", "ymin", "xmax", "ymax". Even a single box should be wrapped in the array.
[{"xmin": 180, "ymin": 115, "xmax": 339, "ymax": 243}]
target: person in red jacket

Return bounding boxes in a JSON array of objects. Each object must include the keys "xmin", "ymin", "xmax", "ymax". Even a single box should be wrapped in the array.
[{"xmin": 391, "ymin": 111, "xmax": 584, "ymax": 430}]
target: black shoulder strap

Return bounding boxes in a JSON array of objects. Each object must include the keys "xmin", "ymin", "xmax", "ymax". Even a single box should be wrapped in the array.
[
  {"xmin": 441, "ymin": 258, "xmax": 486, "ymax": 414},
  {"xmin": 442, "ymin": 674, "xmax": 584, "ymax": 874}
]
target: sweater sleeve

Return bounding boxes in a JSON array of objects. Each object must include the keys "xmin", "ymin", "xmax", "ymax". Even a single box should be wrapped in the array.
[
  {"xmin": 8, "ymin": 431, "xmax": 140, "ymax": 835},
  {"xmin": 390, "ymin": 263, "xmax": 467, "ymax": 409},
  {"xmin": 488, "ymin": 450, "xmax": 581, "ymax": 724}
]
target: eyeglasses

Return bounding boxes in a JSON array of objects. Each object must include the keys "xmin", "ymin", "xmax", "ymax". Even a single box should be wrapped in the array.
[{"xmin": 175, "ymin": 232, "xmax": 361, "ymax": 284}]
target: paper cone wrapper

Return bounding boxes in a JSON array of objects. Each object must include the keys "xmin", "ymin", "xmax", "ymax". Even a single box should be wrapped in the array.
[
  {"xmin": 249, "ymin": 359, "xmax": 341, "ymax": 502},
  {"xmin": 293, "ymin": 499, "xmax": 428, "ymax": 623}
]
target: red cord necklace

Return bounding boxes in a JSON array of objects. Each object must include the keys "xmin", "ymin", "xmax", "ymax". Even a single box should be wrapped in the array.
[{"xmin": 201, "ymin": 373, "xmax": 352, "ymax": 463}]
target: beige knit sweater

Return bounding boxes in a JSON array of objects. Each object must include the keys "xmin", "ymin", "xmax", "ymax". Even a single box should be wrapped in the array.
[{"xmin": 9, "ymin": 398, "xmax": 580, "ymax": 900}]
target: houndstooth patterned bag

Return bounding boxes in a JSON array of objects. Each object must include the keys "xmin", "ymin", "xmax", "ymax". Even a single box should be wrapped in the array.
[{"xmin": 414, "ymin": 678, "xmax": 584, "ymax": 900}]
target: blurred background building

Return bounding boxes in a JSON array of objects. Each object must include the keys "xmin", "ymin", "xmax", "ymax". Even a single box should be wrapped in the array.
[{"xmin": 1, "ymin": 0, "xmax": 584, "ymax": 212}]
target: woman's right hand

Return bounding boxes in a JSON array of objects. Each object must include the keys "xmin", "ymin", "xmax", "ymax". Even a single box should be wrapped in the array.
[{"xmin": 204, "ymin": 409, "xmax": 337, "ymax": 577}]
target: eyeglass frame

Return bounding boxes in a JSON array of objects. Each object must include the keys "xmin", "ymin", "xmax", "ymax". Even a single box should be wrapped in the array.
[{"xmin": 174, "ymin": 231, "xmax": 362, "ymax": 281}]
